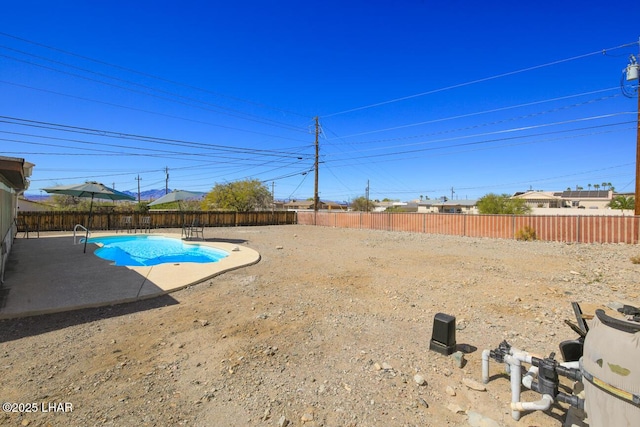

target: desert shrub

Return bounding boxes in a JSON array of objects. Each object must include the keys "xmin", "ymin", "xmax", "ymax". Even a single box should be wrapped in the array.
[
  {"xmin": 477, "ymin": 193, "xmax": 531, "ymax": 214},
  {"xmin": 630, "ymin": 255, "xmax": 640, "ymax": 265},
  {"xmin": 515, "ymin": 225, "xmax": 537, "ymax": 241}
]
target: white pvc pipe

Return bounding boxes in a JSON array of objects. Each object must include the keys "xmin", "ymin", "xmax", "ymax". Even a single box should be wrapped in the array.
[
  {"xmin": 511, "ymin": 349, "xmax": 534, "ymax": 364},
  {"xmin": 481, "ymin": 349, "xmax": 491, "ymax": 384},
  {"xmin": 511, "ymin": 394, "xmax": 554, "ymax": 412},
  {"xmin": 504, "ymin": 354, "xmax": 522, "ymax": 421},
  {"xmin": 482, "ymin": 346, "xmax": 563, "ymax": 421},
  {"xmin": 522, "ymin": 365, "xmax": 538, "ymax": 390}
]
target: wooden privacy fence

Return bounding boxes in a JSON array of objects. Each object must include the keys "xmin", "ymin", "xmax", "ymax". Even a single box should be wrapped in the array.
[
  {"xmin": 297, "ymin": 211, "xmax": 640, "ymax": 244},
  {"xmin": 17, "ymin": 210, "xmax": 297, "ymax": 232}
]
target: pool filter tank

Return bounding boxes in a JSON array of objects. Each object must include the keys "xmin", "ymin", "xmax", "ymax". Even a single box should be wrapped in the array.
[
  {"xmin": 481, "ymin": 303, "xmax": 640, "ymax": 426},
  {"xmin": 581, "ymin": 309, "xmax": 640, "ymax": 427}
]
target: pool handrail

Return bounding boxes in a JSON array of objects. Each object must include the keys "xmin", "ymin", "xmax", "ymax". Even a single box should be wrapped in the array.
[{"xmin": 73, "ymin": 224, "xmax": 91, "ymax": 245}]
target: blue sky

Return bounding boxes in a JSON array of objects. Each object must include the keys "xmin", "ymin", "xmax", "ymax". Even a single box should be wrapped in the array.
[{"xmin": 1, "ymin": 1, "xmax": 639, "ymax": 203}]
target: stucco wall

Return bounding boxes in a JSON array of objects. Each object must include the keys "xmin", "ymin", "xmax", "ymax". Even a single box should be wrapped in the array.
[{"xmin": 0, "ymin": 184, "xmax": 17, "ymax": 282}]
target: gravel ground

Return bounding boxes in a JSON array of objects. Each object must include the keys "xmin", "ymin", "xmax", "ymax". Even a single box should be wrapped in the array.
[{"xmin": 1, "ymin": 224, "xmax": 638, "ymax": 427}]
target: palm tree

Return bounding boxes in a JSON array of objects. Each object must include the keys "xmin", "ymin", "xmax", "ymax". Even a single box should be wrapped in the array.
[
  {"xmin": 593, "ymin": 184, "xmax": 600, "ymax": 191},
  {"xmin": 607, "ymin": 195, "xmax": 635, "ymax": 210},
  {"xmin": 588, "ymin": 184, "xmax": 592, "ymax": 190}
]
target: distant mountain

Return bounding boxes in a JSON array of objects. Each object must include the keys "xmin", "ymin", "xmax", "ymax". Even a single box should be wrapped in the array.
[
  {"xmin": 22, "ymin": 193, "xmax": 50, "ymax": 201},
  {"xmin": 25, "ymin": 189, "xmax": 173, "ymax": 202},
  {"xmin": 123, "ymin": 189, "xmax": 173, "ymax": 202}
]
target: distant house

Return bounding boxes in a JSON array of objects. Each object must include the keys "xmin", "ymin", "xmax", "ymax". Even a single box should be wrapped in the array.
[
  {"xmin": 372, "ymin": 201, "xmax": 418, "ymax": 212},
  {"xmin": 283, "ymin": 189, "xmax": 622, "ymax": 216},
  {"xmin": 512, "ymin": 191, "xmax": 563, "ymax": 208},
  {"xmin": 283, "ymin": 200, "xmax": 314, "ymax": 211},
  {"xmin": 513, "ymin": 190, "xmax": 614, "ymax": 210},
  {"xmin": 0, "ymin": 156, "xmax": 34, "ymax": 281},
  {"xmin": 557, "ymin": 190, "xmax": 613, "ymax": 209},
  {"xmin": 418, "ymin": 199, "xmax": 478, "ymax": 214},
  {"xmin": 283, "ymin": 200, "xmax": 346, "ymax": 211},
  {"xmin": 373, "ymin": 201, "xmax": 397, "ymax": 212}
]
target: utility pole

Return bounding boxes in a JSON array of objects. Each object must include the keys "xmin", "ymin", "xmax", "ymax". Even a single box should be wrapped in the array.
[
  {"xmin": 314, "ymin": 116, "xmax": 320, "ymax": 223},
  {"xmin": 366, "ymin": 180, "xmax": 370, "ymax": 212},
  {"xmin": 271, "ymin": 181, "xmax": 275, "ymax": 213},
  {"xmin": 165, "ymin": 167, "xmax": 169, "ymax": 195},
  {"xmin": 622, "ymin": 44, "xmax": 640, "ymax": 215},
  {"xmin": 631, "ymin": 50, "xmax": 640, "ymax": 215},
  {"xmin": 636, "ymin": 77, "xmax": 640, "ymax": 216},
  {"xmin": 637, "ymin": 77, "xmax": 640, "ymax": 216},
  {"xmin": 136, "ymin": 175, "xmax": 142, "ymax": 203}
]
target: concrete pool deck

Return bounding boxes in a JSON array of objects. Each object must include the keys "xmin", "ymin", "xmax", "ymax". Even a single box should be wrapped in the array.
[{"xmin": 0, "ymin": 231, "xmax": 260, "ymax": 319}]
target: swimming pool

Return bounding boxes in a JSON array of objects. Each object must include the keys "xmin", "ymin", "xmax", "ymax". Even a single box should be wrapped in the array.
[{"xmin": 88, "ymin": 235, "xmax": 229, "ymax": 267}]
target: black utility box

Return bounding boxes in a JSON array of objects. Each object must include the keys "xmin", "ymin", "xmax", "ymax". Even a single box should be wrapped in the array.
[{"xmin": 430, "ymin": 312, "xmax": 456, "ymax": 355}]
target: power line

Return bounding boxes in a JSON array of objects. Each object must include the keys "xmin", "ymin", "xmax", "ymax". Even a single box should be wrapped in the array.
[
  {"xmin": 322, "ymin": 121, "xmax": 636, "ymax": 166},
  {"xmin": 2, "ymin": 133, "xmax": 312, "ymax": 169},
  {"xmin": 326, "ymin": 88, "xmax": 621, "ymax": 141},
  {"xmin": 0, "ymin": 115, "xmax": 313, "ymax": 158},
  {"xmin": 4, "ymin": 29, "xmax": 636, "ymax": 200},
  {"xmin": 286, "ymin": 170, "xmax": 312, "ymax": 199},
  {"xmin": 322, "ymin": 115, "xmax": 636, "ymax": 160},
  {"xmin": 322, "ymin": 41, "xmax": 639, "ymax": 118},
  {"xmin": 323, "ymin": 93, "xmax": 623, "ymax": 153},
  {"xmin": 0, "ymin": 49, "xmax": 308, "ymax": 133},
  {"xmin": 0, "ymin": 80, "xmax": 311, "ymax": 143},
  {"xmin": 0, "ymin": 31, "xmax": 308, "ymax": 119}
]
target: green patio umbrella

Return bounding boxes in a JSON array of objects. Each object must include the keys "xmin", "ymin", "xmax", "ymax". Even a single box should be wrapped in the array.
[
  {"xmin": 148, "ymin": 190, "xmax": 206, "ymax": 234},
  {"xmin": 148, "ymin": 190, "xmax": 206, "ymax": 207},
  {"xmin": 43, "ymin": 181, "xmax": 135, "ymax": 253}
]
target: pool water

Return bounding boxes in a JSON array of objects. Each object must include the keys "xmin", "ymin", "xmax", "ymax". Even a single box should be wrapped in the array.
[{"xmin": 88, "ymin": 235, "xmax": 229, "ymax": 267}]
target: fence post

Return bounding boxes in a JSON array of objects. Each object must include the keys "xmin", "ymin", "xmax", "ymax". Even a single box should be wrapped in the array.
[{"xmin": 463, "ymin": 214, "xmax": 466, "ymax": 237}]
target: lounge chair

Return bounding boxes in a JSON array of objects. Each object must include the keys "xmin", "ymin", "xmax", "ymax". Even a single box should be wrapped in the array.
[
  {"xmin": 138, "ymin": 216, "xmax": 151, "ymax": 233},
  {"xmin": 118, "ymin": 216, "xmax": 133, "ymax": 233},
  {"xmin": 14, "ymin": 217, "xmax": 39, "ymax": 238},
  {"xmin": 183, "ymin": 219, "xmax": 204, "ymax": 240}
]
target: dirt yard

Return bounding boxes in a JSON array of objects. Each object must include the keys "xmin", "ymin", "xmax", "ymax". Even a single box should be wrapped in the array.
[{"xmin": 1, "ymin": 225, "xmax": 638, "ymax": 427}]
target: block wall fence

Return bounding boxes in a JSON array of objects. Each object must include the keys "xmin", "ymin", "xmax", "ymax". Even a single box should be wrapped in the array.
[{"xmin": 297, "ymin": 211, "xmax": 640, "ymax": 244}]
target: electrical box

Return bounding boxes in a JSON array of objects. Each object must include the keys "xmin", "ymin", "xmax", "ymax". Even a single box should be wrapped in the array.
[
  {"xmin": 626, "ymin": 61, "xmax": 639, "ymax": 81},
  {"xmin": 430, "ymin": 312, "xmax": 457, "ymax": 355}
]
